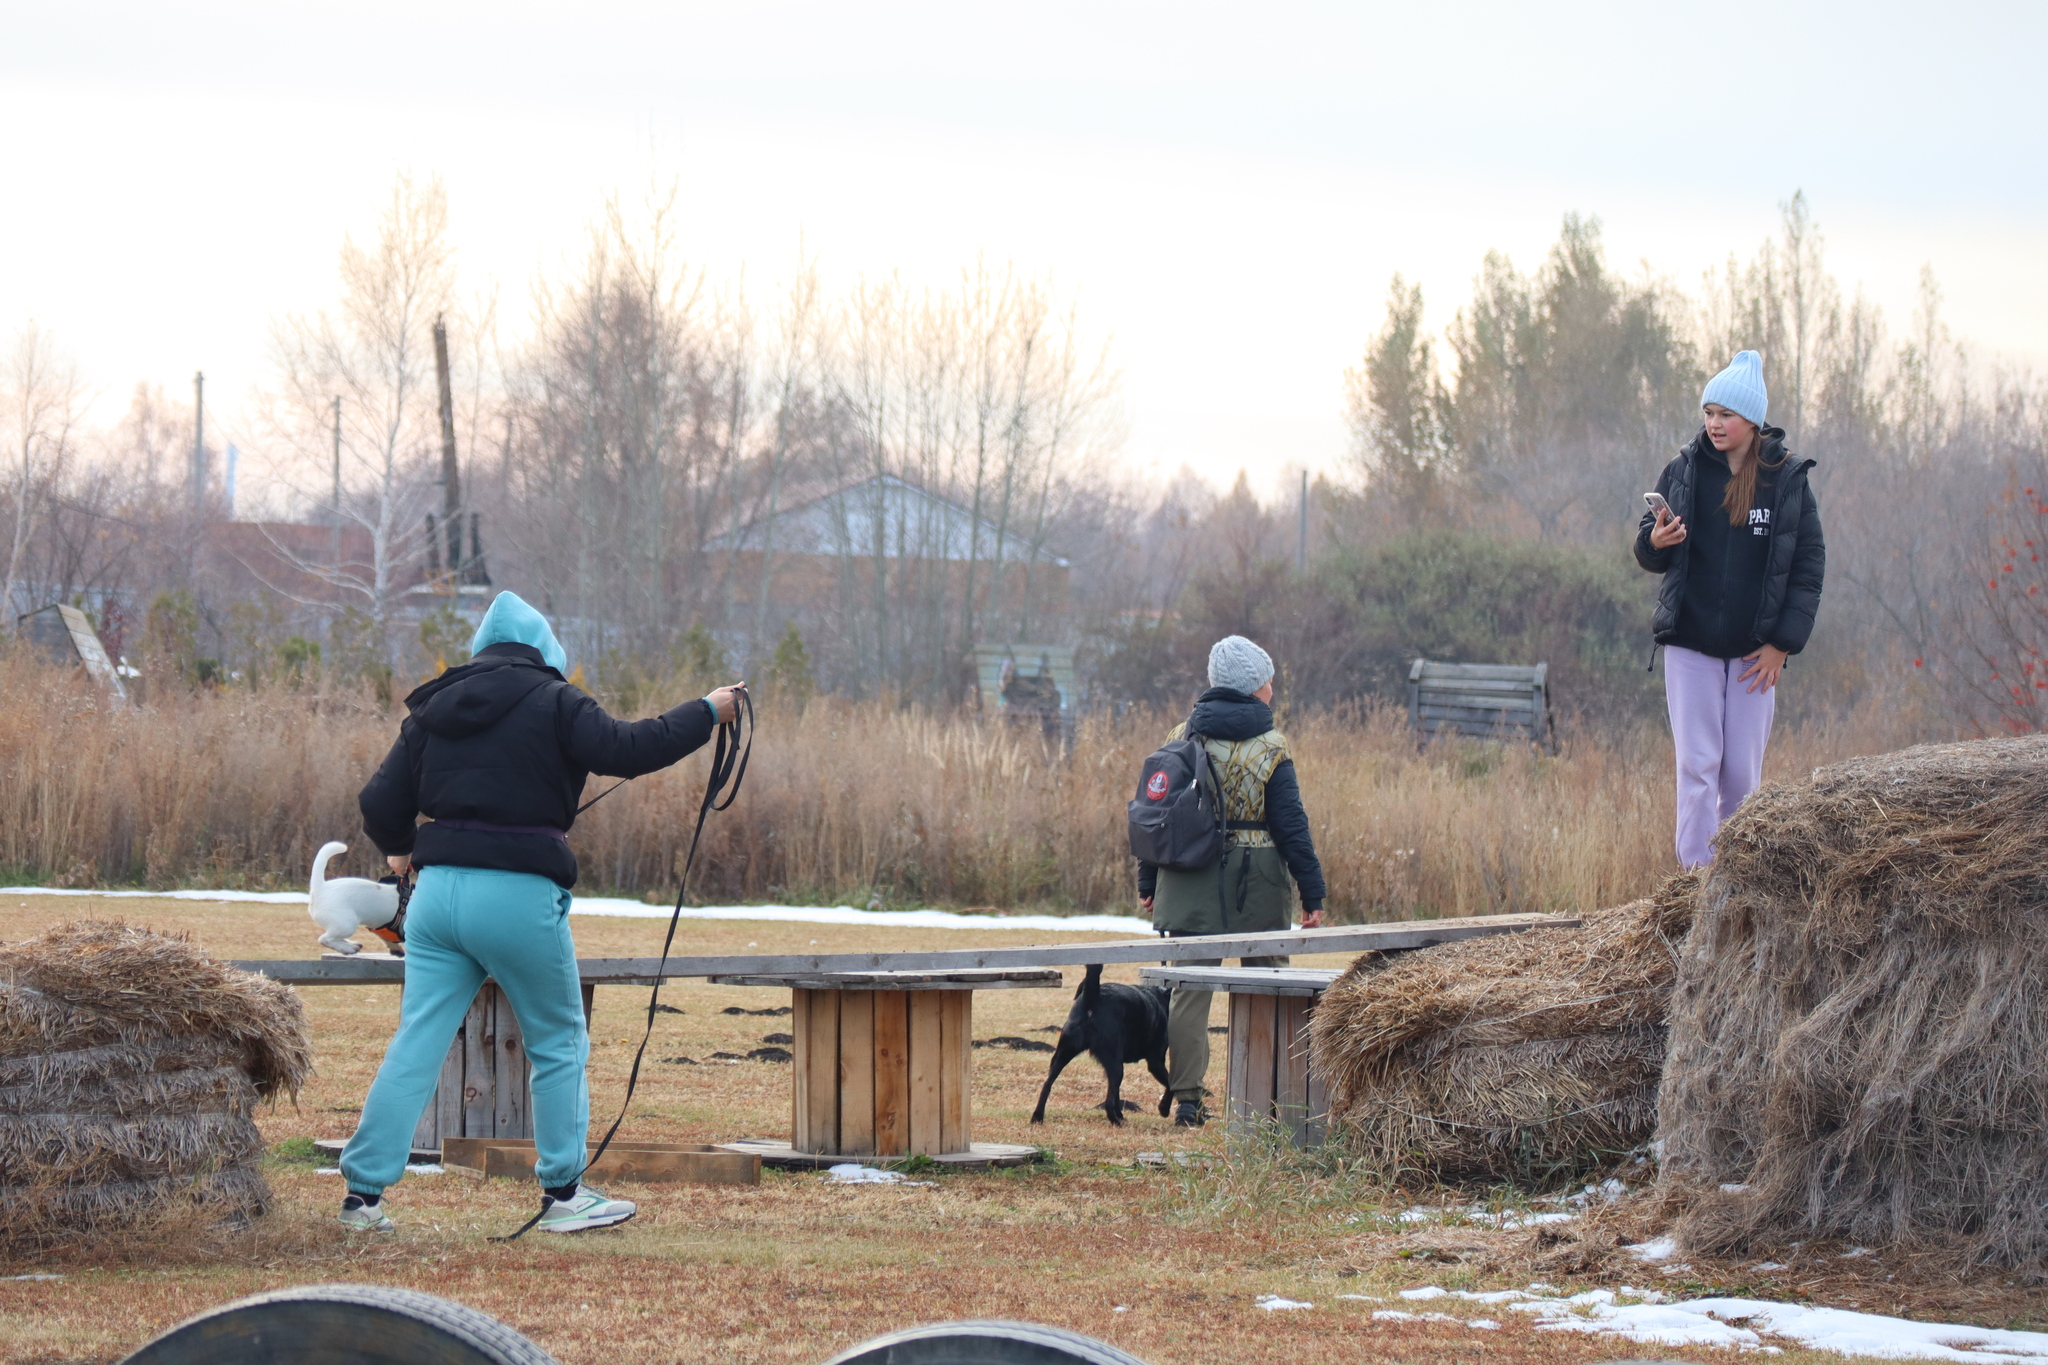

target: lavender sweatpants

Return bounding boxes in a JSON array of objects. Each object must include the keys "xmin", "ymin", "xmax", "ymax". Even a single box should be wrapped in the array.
[{"xmin": 1664, "ymin": 645, "xmax": 1777, "ymax": 869}]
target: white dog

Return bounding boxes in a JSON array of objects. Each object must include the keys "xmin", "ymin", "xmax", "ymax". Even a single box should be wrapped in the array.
[{"xmin": 309, "ymin": 841, "xmax": 402, "ymax": 954}]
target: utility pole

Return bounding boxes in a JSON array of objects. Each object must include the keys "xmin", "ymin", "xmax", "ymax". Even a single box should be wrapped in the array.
[
  {"xmin": 191, "ymin": 370, "xmax": 206, "ymax": 512},
  {"xmin": 330, "ymin": 396, "xmax": 343, "ymax": 565},
  {"xmin": 1298, "ymin": 469, "xmax": 1309, "ymax": 572},
  {"xmin": 433, "ymin": 314, "xmax": 461, "ymax": 580}
]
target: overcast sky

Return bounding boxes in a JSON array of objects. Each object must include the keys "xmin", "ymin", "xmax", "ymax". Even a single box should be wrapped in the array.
[{"xmin": 6, "ymin": 1, "xmax": 2044, "ymax": 497}]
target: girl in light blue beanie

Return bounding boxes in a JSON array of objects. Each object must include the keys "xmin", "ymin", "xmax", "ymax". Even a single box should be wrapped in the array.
[{"xmin": 1632, "ymin": 351, "xmax": 1826, "ymax": 870}]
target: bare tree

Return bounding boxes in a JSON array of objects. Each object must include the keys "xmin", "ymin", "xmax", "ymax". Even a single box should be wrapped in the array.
[
  {"xmin": 264, "ymin": 174, "xmax": 459, "ymax": 669},
  {"xmin": 1, "ymin": 323, "xmax": 86, "ymax": 626}
]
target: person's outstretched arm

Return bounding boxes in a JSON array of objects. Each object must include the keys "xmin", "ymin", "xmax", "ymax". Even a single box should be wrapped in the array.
[{"xmin": 557, "ymin": 683, "xmax": 742, "ymax": 779}]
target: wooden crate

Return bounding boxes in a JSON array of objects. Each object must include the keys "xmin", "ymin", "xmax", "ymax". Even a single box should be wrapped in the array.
[
  {"xmin": 792, "ymin": 988, "xmax": 972, "ymax": 1157},
  {"xmin": 409, "ymin": 981, "xmax": 596, "ymax": 1151},
  {"xmin": 1407, "ymin": 659, "xmax": 1555, "ymax": 752},
  {"xmin": 1226, "ymin": 992, "xmax": 1329, "ymax": 1148}
]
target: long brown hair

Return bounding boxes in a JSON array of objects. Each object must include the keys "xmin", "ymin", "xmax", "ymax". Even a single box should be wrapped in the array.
[{"xmin": 1721, "ymin": 426, "xmax": 1786, "ymax": 526}]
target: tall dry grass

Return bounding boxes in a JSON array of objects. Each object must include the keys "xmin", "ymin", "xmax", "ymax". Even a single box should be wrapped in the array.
[{"xmin": 0, "ymin": 650, "xmax": 1940, "ymax": 919}]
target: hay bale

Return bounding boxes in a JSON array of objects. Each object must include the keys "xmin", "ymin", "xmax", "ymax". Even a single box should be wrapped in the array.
[
  {"xmin": 0, "ymin": 921, "xmax": 311, "ymax": 1238},
  {"xmin": 1309, "ymin": 876, "xmax": 1695, "ymax": 1184},
  {"xmin": 1660, "ymin": 735, "xmax": 2048, "ymax": 1267}
]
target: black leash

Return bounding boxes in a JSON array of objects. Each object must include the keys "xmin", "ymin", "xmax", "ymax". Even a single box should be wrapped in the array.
[{"xmin": 492, "ymin": 686, "xmax": 753, "ymax": 1242}]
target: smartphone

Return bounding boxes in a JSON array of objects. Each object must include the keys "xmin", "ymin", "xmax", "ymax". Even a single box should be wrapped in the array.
[{"xmin": 1643, "ymin": 491, "xmax": 1672, "ymax": 519}]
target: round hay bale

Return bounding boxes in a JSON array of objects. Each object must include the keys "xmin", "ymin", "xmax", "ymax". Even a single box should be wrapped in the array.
[
  {"xmin": 1308, "ymin": 876, "xmax": 1694, "ymax": 1184},
  {"xmin": 0, "ymin": 921, "xmax": 311, "ymax": 1241},
  {"xmin": 1659, "ymin": 735, "xmax": 2048, "ymax": 1267}
]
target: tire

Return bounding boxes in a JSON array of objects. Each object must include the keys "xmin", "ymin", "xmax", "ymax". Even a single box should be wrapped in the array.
[
  {"xmin": 118, "ymin": 1282, "xmax": 559, "ymax": 1365},
  {"xmin": 822, "ymin": 1321, "xmax": 1152, "ymax": 1365}
]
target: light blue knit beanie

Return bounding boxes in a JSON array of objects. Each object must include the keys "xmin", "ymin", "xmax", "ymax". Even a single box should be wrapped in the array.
[
  {"xmin": 1208, "ymin": 635, "xmax": 1274, "ymax": 694},
  {"xmin": 1701, "ymin": 350, "xmax": 1769, "ymax": 428},
  {"xmin": 469, "ymin": 590, "xmax": 568, "ymax": 672}
]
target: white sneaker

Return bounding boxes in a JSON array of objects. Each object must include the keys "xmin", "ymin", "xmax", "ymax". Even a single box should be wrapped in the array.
[
  {"xmin": 338, "ymin": 1199, "xmax": 394, "ymax": 1232},
  {"xmin": 538, "ymin": 1185, "xmax": 636, "ymax": 1233}
]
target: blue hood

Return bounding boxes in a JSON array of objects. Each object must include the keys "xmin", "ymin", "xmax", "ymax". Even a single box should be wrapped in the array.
[{"xmin": 469, "ymin": 591, "xmax": 567, "ymax": 673}]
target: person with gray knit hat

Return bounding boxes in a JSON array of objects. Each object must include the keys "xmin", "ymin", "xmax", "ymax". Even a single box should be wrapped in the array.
[
  {"xmin": 1134, "ymin": 634, "xmax": 1328, "ymax": 1126},
  {"xmin": 1635, "ymin": 350, "xmax": 1825, "ymax": 869}
]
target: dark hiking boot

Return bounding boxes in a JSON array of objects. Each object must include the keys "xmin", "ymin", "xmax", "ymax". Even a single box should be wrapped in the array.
[{"xmin": 1173, "ymin": 1099, "xmax": 1209, "ymax": 1128}]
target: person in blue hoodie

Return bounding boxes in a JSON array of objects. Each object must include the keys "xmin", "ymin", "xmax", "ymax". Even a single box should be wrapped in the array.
[{"xmin": 338, "ymin": 592, "xmax": 742, "ymax": 1233}]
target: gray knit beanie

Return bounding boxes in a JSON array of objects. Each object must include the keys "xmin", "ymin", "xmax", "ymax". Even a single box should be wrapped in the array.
[{"xmin": 1207, "ymin": 635, "xmax": 1274, "ymax": 694}]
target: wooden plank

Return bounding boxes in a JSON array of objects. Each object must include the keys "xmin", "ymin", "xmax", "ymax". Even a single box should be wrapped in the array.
[
  {"xmin": 1141, "ymin": 966, "xmax": 1341, "ymax": 996},
  {"xmin": 838, "ymin": 990, "xmax": 876, "ymax": 1157},
  {"xmin": 445, "ymin": 1136, "xmax": 727, "ymax": 1169},
  {"xmin": 1226, "ymin": 992, "xmax": 1253, "ymax": 1128},
  {"xmin": 235, "ymin": 914, "xmax": 1579, "ymax": 985},
  {"xmin": 872, "ymin": 991, "xmax": 909, "ymax": 1155},
  {"xmin": 710, "ymin": 968, "xmax": 1062, "ymax": 990},
  {"xmin": 433, "ymin": 1000, "xmax": 468, "ymax": 1143},
  {"xmin": 472, "ymin": 1142, "xmax": 759, "ymax": 1185},
  {"xmin": 461, "ymin": 988, "xmax": 495, "ymax": 1139},
  {"xmin": 1278, "ymin": 995, "xmax": 1312, "ymax": 1148},
  {"xmin": 806, "ymin": 988, "xmax": 841, "ymax": 1154},
  {"xmin": 1240, "ymin": 994, "xmax": 1277, "ymax": 1129},
  {"xmin": 792, "ymin": 989, "xmax": 813, "ymax": 1152},
  {"xmin": 494, "ymin": 988, "xmax": 530, "ymax": 1139},
  {"xmin": 1415, "ymin": 662, "xmax": 1547, "ymax": 681},
  {"xmin": 906, "ymin": 991, "xmax": 943, "ymax": 1154},
  {"xmin": 938, "ymin": 989, "xmax": 970, "ymax": 1154}
]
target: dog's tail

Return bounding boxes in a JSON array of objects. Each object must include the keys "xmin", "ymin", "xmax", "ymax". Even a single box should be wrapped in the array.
[
  {"xmin": 1081, "ymin": 962, "xmax": 1103, "ymax": 1014},
  {"xmin": 310, "ymin": 841, "xmax": 348, "ymax": 901}
]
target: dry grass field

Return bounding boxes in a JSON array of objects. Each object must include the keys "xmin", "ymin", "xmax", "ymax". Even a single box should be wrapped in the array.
[{"xmin": 3, "ymin": 895, "xmax": 2042, "ymax": 1365}]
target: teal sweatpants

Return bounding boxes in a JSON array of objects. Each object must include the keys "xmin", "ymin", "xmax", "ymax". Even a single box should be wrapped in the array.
[{"xmin": 340, "ymin": 866, "xmax": 590, "ymax": 1195}]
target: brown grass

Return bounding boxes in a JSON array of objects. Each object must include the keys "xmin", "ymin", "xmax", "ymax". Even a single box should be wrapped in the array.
[
  {"xmin": 0, "ymin": 650, "xmax": 1938, "ymax": 919},
  {"xmin": 1661, "ymin": 734, "xmax": 2048, "ymax": 1269},
  {"xmin": 0, "ymin": 895, "xmax": 2043, "ymax": 1364}
]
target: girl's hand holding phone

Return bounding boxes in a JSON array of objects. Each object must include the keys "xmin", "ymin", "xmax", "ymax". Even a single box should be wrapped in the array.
[{"xmin": 1647, "ymin": 493, "xmax": 1687, "ymax": 550}]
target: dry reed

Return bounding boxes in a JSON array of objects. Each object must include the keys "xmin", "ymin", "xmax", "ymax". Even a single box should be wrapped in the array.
[
  {"xmin": 1309, "ymin": 875, "xmax": 1695, "ymax": 1184},
  {"xmin": 0, "ymin": 647, "xmax": 1930, "ymax": 918},
  {"xmin": 0, "ymin": 920, "xmax": 310, "ymax": 1243},
  {"xmin": 1660, "ymin": 735, "xmax": 2048, "ymax": 1269}
]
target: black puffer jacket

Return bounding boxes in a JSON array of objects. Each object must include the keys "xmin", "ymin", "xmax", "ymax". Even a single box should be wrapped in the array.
[
  {"xmin": 1634, "ymin": 427, "xmax": 1825, "ymax": 655},
  {"xmin": 1134, "ymin": 688, "xmax": 1328, "ymax": 909},
  {"xmin": 358, "ymin": 642, "xmax": 716, "ymax": 888}
]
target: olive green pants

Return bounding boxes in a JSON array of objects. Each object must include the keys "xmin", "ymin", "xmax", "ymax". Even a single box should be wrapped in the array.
[{"xmin": 1153, "ymin": 844, "xmax": 1297, "ymax": 1103}]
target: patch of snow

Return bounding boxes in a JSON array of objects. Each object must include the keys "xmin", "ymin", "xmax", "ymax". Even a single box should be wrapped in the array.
[
  {"xmin": 1752, "ymin": 1262, "xmax": 1789, "ymax": 1272},
  {"xmin": 1337, "ymin": 1294, "xmax": 1382, "ymax": 1301},
  {"xmin": 1504, "ymin": 1290, "xmax": 2048, "ymax": 1363},
  {"xmin": 1470, "ymin": 1319, "xmax": 1502, "ymax": 1330},
  {"xmin": 1113, "ymin": 1306, "xmax": 1129, "ymax": 1313},
  {"xmin": 1373, "ymin": 1311, "xmax": 1420, "ymax": 1323},
  {"xmin": 1842, "ymin": 1246, "xmax": 1876, "ymax": 1258},
  {"xmin": 823, "ymin": 1163, "xmax": 931, "ymax": 1185},
  {"xmin": 1400, "ymin": 1287, "xmax": 1448, "ymax": 1300},
  {"xmin": 2, "ymin": 1274, "xmax": 63, "ymax": 1281},
  {"xmin": 1722, "ymin": 1183, "xmax": 1752, "ymax": 1194},
  {"xmin": 1256, "ymin": 1295, "xmax": 1313, "ymax": 1311},
  {"xmin": 1453, "ymin": 1290, "xmax": 1533, "ymax": 1304},
  {"xmin": 1627, "ymin": 1236, "xmax": 1681, "ymax": 1262}
]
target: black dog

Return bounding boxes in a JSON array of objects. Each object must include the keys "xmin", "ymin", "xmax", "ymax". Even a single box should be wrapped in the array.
[{"xmin": 1029, "ymin": 965, "xmax": 1172, "ymax": 1126}]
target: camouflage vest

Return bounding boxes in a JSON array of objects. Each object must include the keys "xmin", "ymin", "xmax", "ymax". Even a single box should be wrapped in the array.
[{"xmin": 1166, "ymin": 722, "xmax": 1288, "ymax": 848}]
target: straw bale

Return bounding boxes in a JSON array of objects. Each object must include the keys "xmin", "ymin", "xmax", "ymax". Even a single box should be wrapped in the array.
[
  {"xmin": 0, "ymin": 921, "xmax": 310, "ymax": 1237},
  {"xmin": 1309, "ymin": 875, "xmax": 1695, "ymax": 1184},
  {"xmin": 1660, "ymin": 735, "xmax": 2048, "ymax": 1268}
]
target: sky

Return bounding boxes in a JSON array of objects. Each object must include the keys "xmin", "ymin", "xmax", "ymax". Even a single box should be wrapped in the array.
[{"xmin": 5, "ymin": 1, "xmax": 2045, "ymax": 499}]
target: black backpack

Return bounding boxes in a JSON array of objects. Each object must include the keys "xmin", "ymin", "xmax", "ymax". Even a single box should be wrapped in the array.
[{"xmin": 1127, "ymin": 721, "xmax": 1227, "ymax": 871}]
